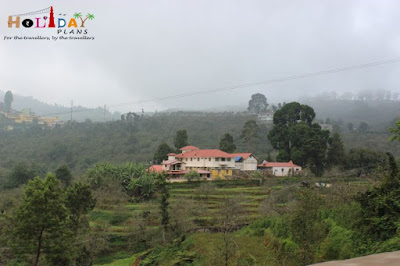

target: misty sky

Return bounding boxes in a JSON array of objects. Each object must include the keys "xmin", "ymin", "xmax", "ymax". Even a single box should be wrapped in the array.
[{"xmin": 0, "ymin": 0, "xmax": 400, "ymax": 113}]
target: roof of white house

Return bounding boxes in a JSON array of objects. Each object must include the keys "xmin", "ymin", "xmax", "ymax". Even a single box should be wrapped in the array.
[{"xmin": 258, "ymin": 160, "xmax": 301, "ymax": 168}]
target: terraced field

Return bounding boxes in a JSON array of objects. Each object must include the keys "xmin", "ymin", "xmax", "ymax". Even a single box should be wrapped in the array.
[
  {"xmin": 90, "ymin": 180, "xmax": 272, "ymax": 264},
  {"xmin": 91, "ymin": 177, "xmax": 331, "ymax": 264}
]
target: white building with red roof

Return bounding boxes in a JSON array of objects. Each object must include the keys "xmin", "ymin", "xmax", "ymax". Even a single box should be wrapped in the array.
[
  {"xmin": 257, "ymin": 160, "xmax": 302, "ymax": 176},
  {"xmin": 150, "ymin": 145, "xmax": 258, "ymax": 180}
]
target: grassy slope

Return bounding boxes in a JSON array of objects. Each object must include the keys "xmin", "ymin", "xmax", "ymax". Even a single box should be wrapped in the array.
[
  {"xmin": 92, "ymin": 180, "xmax": 268, "ymax": 264},
  {"xmin": 92, "ymin": 178, "xmax": 343, "ymax": 265}
]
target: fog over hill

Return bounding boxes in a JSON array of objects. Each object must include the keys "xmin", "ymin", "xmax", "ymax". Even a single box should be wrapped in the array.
[
  {"xmin": 0, "ymin": 90, "xmax": 121, "ymax": 122},
  {"xmin": 1, "ymin": 89, "xmax": 399, "ymax": 127}
]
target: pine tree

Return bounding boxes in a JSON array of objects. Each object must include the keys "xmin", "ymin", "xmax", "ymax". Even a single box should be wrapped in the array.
[
  {"xmin": 219, "ymin": 133, "xmax": 236, "ymax": 153},
  {"xmin": 240, "ymin": 120, "xmax": 260, "ymax": 152},
  {"xmin": 326, "ymin": 132, "xmax": 346, "ymax": 168},
  {"xmin": 174, "ymin": 129, "xmax": 189, "ymax": 150},
  {"xmin": 154, "ymin": 143, "xmax": 174, "ymax": 163},
  {"xmin": 55, "ymin": 165, "xmax": 73, "ymax": 186},
  {"xmin": 4, "ymin": 91, "xmax": 13, "ymax": 113}
]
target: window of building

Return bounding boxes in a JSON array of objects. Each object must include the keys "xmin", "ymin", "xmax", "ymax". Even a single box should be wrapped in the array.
[
  {"xmin": 221, "ymin": 158, "xmax": 226, "ymax": 161},
  {"xmin": 197, "ymin": 158, "xmax": 200, "ymax": 161},
  {"xmin": 215, "ymin": 158, "xmax": 219, "ymax": 161},
  {"xmin": 208, "ymin": 158, "xmax": 211, "ymax": 161},
  {"xmin": 190, "ymin": 158, "xmax": 193, "ymax": 161},
  {"xmin": 227, "ymin": 158, "xmax": 231, "ymax": 162}
]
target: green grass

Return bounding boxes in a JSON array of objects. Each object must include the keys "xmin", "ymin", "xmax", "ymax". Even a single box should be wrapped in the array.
[
  {"xmin": 94, "ymin": 251, "xmax": 133, "ymax": 265},
  {"xmin": 95, "ymin": 255, "xmax": 136, "ymax": 266},
  {"xmin": 89, "ymin": 210, "xmax": 114, "ymax": 223}
]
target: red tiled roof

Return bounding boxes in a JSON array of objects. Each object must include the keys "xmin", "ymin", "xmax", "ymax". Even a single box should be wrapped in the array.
[
  {"xmin": 180, "ymin": 146, "xmax": 199, "ymax": 151},
  {"xmin": 232, "ymin": 153, "xmax": 253, "ymax": 159},
  {"xmin": 167, "ymin": 169, "xmax": 211, "ymax": 175},
  {"xmin": 148, "ymin": 165, "xmax": 163, "ymax": 173},
  {"xmin": 258, "ymin": 160, "xmax": 301, "ymax": 168},
  {"xmin": 176, "ymin": 149, "xmax": 235, "ymax": 158},
  {"xmin": 162, "ymin": 159, "xmax": 185, "ymax": 165},
  {"xmin": 168, "ymin": 153, "xmax": 176, "ymax": 156}
]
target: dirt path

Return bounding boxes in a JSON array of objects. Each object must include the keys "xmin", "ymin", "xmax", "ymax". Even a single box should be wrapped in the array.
[{"xmin": 313, "ymin": 251, "xmax": 400, "ymax": 265}]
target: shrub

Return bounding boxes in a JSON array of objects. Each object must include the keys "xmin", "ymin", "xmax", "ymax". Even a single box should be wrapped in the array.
[{"xmin": 184, "ymin": 170, "xmax": 201, "ymax": 182}]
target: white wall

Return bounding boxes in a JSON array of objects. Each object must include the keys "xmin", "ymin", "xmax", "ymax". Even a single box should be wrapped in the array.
[
  {"xmin": 180, "ymin": 157, "xmax": 235, "ymax": 169},
  {"xmin": 242, "ymin": 156, "xmax": 258, "ymax": 171},
  {"xmin": 272, "ymin": 166, "xmax": 302, "ymax": 176}
]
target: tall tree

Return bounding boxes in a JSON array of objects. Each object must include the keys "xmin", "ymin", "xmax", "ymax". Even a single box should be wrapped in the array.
[
  {"xmin": 154, "ymin": 143, "xmax": 174, "ymax": 163},
  {"xmin": 4, "ymin": 91, "xmax": 13, "ymax": 113},
  {"xmin": 326, "ymin": 132, "xmax": 346, "ymax": 168},
  {"xmin": 65, "ymin": 183, "xmax": 96, "ymax": 263},
  {"xmin": 55, "ymin": 165, "xmax": 73, "ymax": 186},
  {"xmin": 247, "ymin": 93, "xmax": 268, "ymax": 114},
  {"xmin": 159, "ymin": 177, "xmax": 170, "ymax": 244},
  {"xmin": 219, "ymin": 133, "xmax": 236, "ymax": 153},
  {"xmin": 9, "ymin": 174, "xmax": 72, "ymax": 265},
  {"xmin": 65, "ymin": 183, "xmax": 96, "ymax": 233},
  {"xmin": 267, "ymin": 102, "xmax": 329, "ymax": 176},
  {"xmin": 240, "ymin": 120, "xmax": 260, "ymax": 152},
  {"xmin": 174, "ymin": 129, "xmax": 189, "ymax": 150}
]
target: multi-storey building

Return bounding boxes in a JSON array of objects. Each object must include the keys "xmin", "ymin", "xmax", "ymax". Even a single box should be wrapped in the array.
[{"xmin": 150, "ymin": 146, "xmax": 258, "ymax": 180}]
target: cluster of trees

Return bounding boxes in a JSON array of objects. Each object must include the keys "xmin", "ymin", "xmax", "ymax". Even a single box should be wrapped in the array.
[
  {"xmin": 0, "ymin": 161, "xmax": 176, "ymax": 265},
  {"xmin": 256, "ymin": 154, "xmax": 400, "ymax": 265},
  {"xmin": 0, "ymin": 171, "xmax": 98, "ymax": 265},
  {"xmin": 247, "ymin": 93, "xmax": 286, "ymax": 114},
  {"xmin": 0, "ymin": 163, "xmax": 71, "ymax": 190},
  {"xmin": 267, "ymin": 102, "xmax": 330, "ymax": 176},
  {"xmin": 267, "ymin": 102, "xmax": 395, "ymax": 176},
  {"xmin": 153, "ymin": 129, "xmax": 189, "ymax": 163},
  {"xmin": 154, "ymin": 121, "xmax": 270, "ymax": 164},
  {"xmin": 84, "ymin": 162, "xmax": 171, "ymax": 202}
]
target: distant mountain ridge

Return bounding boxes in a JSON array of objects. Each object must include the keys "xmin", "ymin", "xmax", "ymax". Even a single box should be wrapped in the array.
[
  {"xmin": 0, "ymin": 90, "xmax": 121, "ymax": 122},
  {"xmin": 0, "ymin": 90, "xmax": 398, "ymax": 126}
]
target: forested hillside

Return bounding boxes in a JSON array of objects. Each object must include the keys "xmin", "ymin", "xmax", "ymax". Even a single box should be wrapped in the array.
[
  {"xmin": 0, "ymin": 110, "xmax": 399, "ymax": 177},
  {"xmin": 304, "ymin": 97, "xmax": 400, "ymax": 130},
  {"xmin": 0, "ymin": 112, "xmax": 271, "ymax": 173}
]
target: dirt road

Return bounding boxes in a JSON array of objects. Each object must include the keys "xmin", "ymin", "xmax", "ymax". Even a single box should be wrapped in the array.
[{"xmin": 313, "ymin": 251, "xmax": 400, "ymax": 265}]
